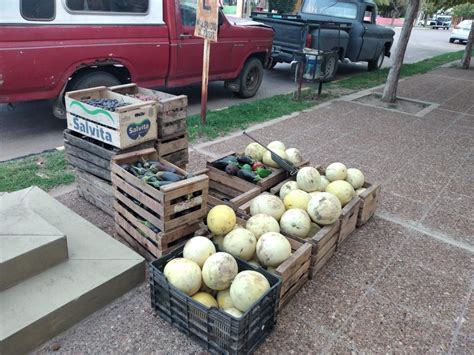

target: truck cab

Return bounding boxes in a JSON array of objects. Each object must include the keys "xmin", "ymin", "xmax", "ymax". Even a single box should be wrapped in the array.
[{"xmin": 0, "ymin": 0, "xmax": 273, "ymax": 118}]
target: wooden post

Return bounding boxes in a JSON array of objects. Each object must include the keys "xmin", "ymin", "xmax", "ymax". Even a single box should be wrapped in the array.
[
  {"xmin": 236, "ymin": 0, "xmax": 245, "ymax": 17},
  {"xmin": 461, "ymin": 21, "xmax": 474, "ymax": 70},
  {"xmin": 201, "ymin": 39, "xmax": 211, "ymax": 124}
]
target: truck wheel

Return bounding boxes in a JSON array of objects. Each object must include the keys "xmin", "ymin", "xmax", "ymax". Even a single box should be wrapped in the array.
[
  {"xmin": 69, "ymin": 71, "xmax": 121, "ymax": 92},
  {"xmin": 322, "ymin": 52, "xmax": 339, "ymax": 81},
  {"xmin": 238, "ymin": 58, "xmax": 263, "ymax": 98},
  {"xmin": 368, "ymin": 51, "xmax": 385, "ymax": 71}
]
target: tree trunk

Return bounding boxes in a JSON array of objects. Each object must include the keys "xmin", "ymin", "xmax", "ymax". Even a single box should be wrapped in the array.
[
  {"xmin": 461, "ymin": 21, "xmax": 474, "ymax": 70},
  {"xmin": 382, "ymin": 0, "xmax": 420, "ymax": 103}
]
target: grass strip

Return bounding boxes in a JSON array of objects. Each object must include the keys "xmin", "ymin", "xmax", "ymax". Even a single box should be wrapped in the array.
[
  {"xmin": 0, "ymin": 150, "xmax": 74, "ymax": 192},
  {"xmin": 0, "ymin": 50, "xmax": 468, "ymax": 192}
]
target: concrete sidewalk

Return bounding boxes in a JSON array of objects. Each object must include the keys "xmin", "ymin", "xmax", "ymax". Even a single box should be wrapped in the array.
[{"xmin": 40, "ymin": 66, "xmax": 473, "ymax": 353}]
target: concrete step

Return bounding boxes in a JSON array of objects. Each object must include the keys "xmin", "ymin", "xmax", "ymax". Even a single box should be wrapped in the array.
[
  {"xmin": 0, "ymin": 201, "xmax": 68, "ymax": 290},
  {"xmin": 0, "ymin": 187, "xmax": 145, "ymax": 354}
]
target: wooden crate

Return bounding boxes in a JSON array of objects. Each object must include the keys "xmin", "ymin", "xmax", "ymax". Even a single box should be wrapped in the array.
[
  {"xmin": 207, "ymin": 152, "xmax": 308, "ymax": 192},
  {"xmin": 75, "ymin": 168, "xmax": 114, "ymax": 216},
  {"xmin": 238, "ymin": 194, "xmax": 340, "ymax": 278},
  {"xmin": 111, "ymin": 148, "xmax": 208, "ymax": 233},
  {"xmin": 356, "ymin": 182, "xmax": 381, "ymax": 227},
  {"xmin": 64, "ymin": 129, "xmax": 155, "ymax": 182},
  {"xmin": 276, "ymin": 238, "xmax": 312, "ymax": 309},
  {"xmin": 205, "ymin": 167, "xmax": 262, "ymax": 210},
  {"xmin": 109, "ymin": 84, "xmax": 187, "ymax": 140},
  {"xmin": 65, "ymin": 86, "xmax": 157, "ymax": 149}
]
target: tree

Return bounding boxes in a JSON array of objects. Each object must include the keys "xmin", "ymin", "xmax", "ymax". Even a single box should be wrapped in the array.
[{"xmin": 382, "ymin": 0, "xmax": 421, "ymax": 103}]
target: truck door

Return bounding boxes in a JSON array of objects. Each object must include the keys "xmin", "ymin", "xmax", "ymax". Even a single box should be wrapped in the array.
[
  {"xmin": 358, "ymin": 4, "xmax": 379, "ymax": 61},
  {"xmin": 169, "ymin": 0, "xmax": 233, "ymax": 85}
]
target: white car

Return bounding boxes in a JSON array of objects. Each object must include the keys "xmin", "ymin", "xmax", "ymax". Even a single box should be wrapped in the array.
[{"xmin": 449, "ymin": 20, "xmax": 473, "ymax": 44}]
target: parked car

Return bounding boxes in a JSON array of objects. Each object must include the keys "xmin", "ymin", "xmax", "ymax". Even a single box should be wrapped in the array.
[
  {"xmin": 430, "ymin": 15, "xmax": 451, "ymax": 30},
  {"xmin": 450, "ymin": 20, "xmax": 473, "ymax": 43},
  {"xmin": 252, "ymin": 0, "xmax": 395, "ymax": 80},
  {"xmin": 0, "ymin": 0, "xmax": 273, "ymax": 118}
]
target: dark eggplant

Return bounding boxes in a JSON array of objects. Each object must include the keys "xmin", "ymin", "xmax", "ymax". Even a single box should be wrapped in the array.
[
  {"xmin": 237, "ymin": 169, "xmax": 261, "ymax": 183},
  {"xmin": 150, "ymin": 161, "xmax": 178, "ymax": 173},
  {"xmin": 156, "ymin": 171, "xmax": 183, "ymax": 182},
  {"xmin": 225, "ymin": 164, "xmax": 240, "ymax": 175},
  {"xmin": 237, "ymin": 155, "xmax": 254, "ymax": 165}
]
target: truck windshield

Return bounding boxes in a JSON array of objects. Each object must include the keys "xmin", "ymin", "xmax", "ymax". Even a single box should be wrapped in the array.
[{"xmin": 301, "ymin": 0, "xmax": 357, "ymax": 19}]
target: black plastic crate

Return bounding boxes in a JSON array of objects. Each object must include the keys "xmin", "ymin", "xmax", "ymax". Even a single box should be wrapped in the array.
[{"xmin": 149, "ymin": 246, "xmax": 282, "ymax": 354}]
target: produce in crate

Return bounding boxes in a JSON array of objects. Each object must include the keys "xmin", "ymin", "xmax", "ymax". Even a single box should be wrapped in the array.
[
  {"xmin": 285, "ymin": 148, "xmax": 303, "ymax": 165},
  {"xmin": 224, "ymin": 307, "xmax": 243, "ymax": 318},
  {"xmin": 283, "ymin": 189, "xmax": 310, "ymax": 210},
  {"xmin": 217, "ymin": 289, "xmax": 235, "ymax": 310},
  {"xmin": 120, "ymin": 158, "xmax": 186, "ymax": 189},
  {"xmin": 192, "ymin": 292, "xmax": 218, "ymax": 308},
  {"xmin": 280, "ymin": 209, "xmax": 312, "ymax": 238},
  {"xmin": 207, "ymin": 205, "xmax": 236, "ymax": 235},
  {"xmin": 346, "ymin": 168, "xmax": 365, "ymax": 189},
  {"xmin": 163, "ymin": 258, "xmax": 202, "ymax": 296},
  {"xmin": 296, "ymin": 167, "xmax": 321, "ymax": 192},
  {"xmin": 250, "ymin": 194, "xmax": 286, "ymax": 221},
  {"xmin": 245, "ymin": 214, "xmax": 280, "ymax": 240},
  {"xmin": 279, "ymin": 180, "xmax": 299, "ymax": 199},
  {"xmin": 183, "ymin": 237, "xmax": 216, "ymax": 268},
  {"xmin": 212, "ymin": 154, "xmax": 272, "ymax": 183},
  {"xmin": 256, "ymin": 232, "xmax": 292, "ymax": 267},
  {"xmin": 320, "ymin": 176, "xmax": 330, "ymax": 191},
  {"xmin": 262, "ymin": 149, "xmax": 287, "ymax": 168},
  {"xmin": 356, "ymin": 187, "xmax": 367, "ymax": 195},
  {"xmin": 325, "ymin": 162, "xmax": 348, "ymax": 182},
  {"xmin": 244, "ymin": 142, "xmax": 266, "ymax": 161},
  {"xmin": 230, "ymin": 270, "xmax": 271, "ymax": 312},
  {"xmin": 202, "ymin": 252, "xmax": 238, "ymax": 290},
  {"xmin": 222, "ymin": 228, "xmax": 257, "ymax": 261},
  {"xmin": 326, "ymin": 180, "xmax": 355, "ymax": 206},
  {"xmin": 267, "ymin": 140, "xmax": 286, "ymax": 151},
  {"xmin": 307, "ymin": 192, "xmax": 342, "ymax": 225},
  {"xmin": 83, "ymin": 98, "xmax": 128, "ymax": 112}
]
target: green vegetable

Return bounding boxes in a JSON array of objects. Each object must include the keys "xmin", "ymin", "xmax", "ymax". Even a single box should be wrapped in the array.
[
  {"xmin": 256, "ymin": 167, "xmax": 272, "ymax": 178},
  {"xmin": 241, "ymin": 164, "xmax": 252, "ymax": 172}
]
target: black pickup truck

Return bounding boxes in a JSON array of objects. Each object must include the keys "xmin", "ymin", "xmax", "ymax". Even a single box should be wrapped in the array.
[{"xmin": 252, "ymin": 0, "xmax": 395, "ymax": 80}]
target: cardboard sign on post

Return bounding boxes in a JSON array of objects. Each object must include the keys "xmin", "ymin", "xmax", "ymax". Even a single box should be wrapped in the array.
[{"xmin": 195, "ymin": 0, "xmax": 219, "ymax": 124}]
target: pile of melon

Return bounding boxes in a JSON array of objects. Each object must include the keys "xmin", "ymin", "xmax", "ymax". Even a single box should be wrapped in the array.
[
  {"xmin": 248, "ymin": 162, "xmax": 365, "ymax": 240},
  {"xmin": 208, "ymin": 205, "xmax": 294, "ymax": 276},
  {"xmin": 245, "ymin": 140, "xmax": 304, "ymax": 168}
]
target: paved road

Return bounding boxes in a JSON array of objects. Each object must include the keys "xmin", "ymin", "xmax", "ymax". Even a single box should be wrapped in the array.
[{"xmin": 0, "ymin": 27, "xmax": 463, "ymax": 161}]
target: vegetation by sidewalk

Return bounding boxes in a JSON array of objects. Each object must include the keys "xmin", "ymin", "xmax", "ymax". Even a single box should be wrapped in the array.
[
  {"xmin": 0, "ymin": 150, "xmax": 74, "ymax": 192},
  {"xmin": 0, "ymin": 50, "xmax": 468, "ymax": 192}
]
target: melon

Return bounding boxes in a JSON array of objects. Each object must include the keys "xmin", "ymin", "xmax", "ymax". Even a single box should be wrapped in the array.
[
  {"xmin": 285, "ymin": 148, "xmax": 303, "ymax": 165},
  {"xmin": 326, "ymin": 180, "xmax": 355, "ymax": 206},
  {"xmin": 279, "ymin": 180, "xmax": 299, "ymax": 199},
  {"xmin": 250, "ymin": 194, "xmax": 286, "ymax": 221},
  {"xmin": 217, "ymin": 289, "xmax": 234, "ymax": 309},
  {"xmin": 248, "ymin": 259, "xmax": 261, "ymax": 267},
  {"xmin": 267, "ymin": 140, "xmax": 286, "ymax": 151},
  {"xmin": 230, "ymin": 270, "xmax": 270, "ymax": 312},
  {"xmin": 256, "ymin": 232, "xmax": 291, "ymax": 267},
  {"xmin": 325, "ymin": 162, "xmax": 347, "ymax": 181},
  {"xmin": 307, "ymin": 192, "xmax": 342, "ymax": 225},
  {"xmin": 280, "ymin": 208, "xmax": 311, "ymax": 238},
  {"xmin": 308, "ymin": 222, "xmax": 321, "ymax": 237},
  {"xmin": 320, "ymin": 175, "xmax": 330, "ymax": 191},
  {"xmin": 164, "ymin": 258, "xmax": 202, "ymax": 296},
  {"xmin": 192, "ymin": 292, "xmax": 218, "ymax": 308},
  {"xmin": 356, "ymin": 187, "xmax": 367, "ymax": 195},
  {"xmin": 207, "ymin": 205, "xmax": 236, "ymax": 236},
  {"xmin": 246, "ymin": 214, "xmax": 280, "ymax": 240},
  {"xmin": 262, "ymin": 149, "xmax": 288, "ymax": 168},
  {"xmin": 183, "ymin": 236, "xmax": 216, "ymax": 268},
  {"xmin": 283, "ymin": 189, "xmax": 310, "ymax": 210},
  {"xmin": 346, "ymin": 168, "xmax": 365, "ymax": 189},
  {"xmin": 296, "ymin": 167, "xmax": 321, "ymax": 192},
  {"xmin": 266, "ymin": 266, "xmax": 277, "ymax": 274},
  {"xmin": 213, "ymin": 235, "xmax": 225, "ymax": 251},
  {"xmin": 224, "ymin": 307, "xmax": 243, "ymax": 318},
  {"xmin": 223, "ymin": 228, "xmax": 257, "ymax": 261},
  {"xmin": 244, "ymin": 142, "xmax": 266, "ymax": 161},
  {"xmin": 202, "ymin": 252, "xmax": 238, "ymax": 290}
]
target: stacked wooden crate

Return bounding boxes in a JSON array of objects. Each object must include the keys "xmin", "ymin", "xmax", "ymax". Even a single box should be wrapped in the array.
[
  {"xmin": 111, "ymin": 148, "xmax": 209, "ymax": 260},
  {"xmin": 109, "ymin": 84, "xmax": 189, "ymax": 169}
]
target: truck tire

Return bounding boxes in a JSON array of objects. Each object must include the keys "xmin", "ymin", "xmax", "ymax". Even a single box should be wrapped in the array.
[
  {"xmin": 322, "ymin": 52, "xmax": 339, "ymax": 81},
  {"xmin": 238, "ymin": 58, "xmax": 264, "ymax": 98},
  {"xmin": 69, "ymin": 71, "xmax": 121, "ymax": 92},
  {"xmin": 368, "ymin": 50, "xmax": 385, "ymax": 71}
]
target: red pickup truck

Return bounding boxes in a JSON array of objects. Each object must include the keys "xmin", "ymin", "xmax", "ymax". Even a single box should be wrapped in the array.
[{"xmin": 0, "ymin": 0, "xmax": 273, "ymax": 118}]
